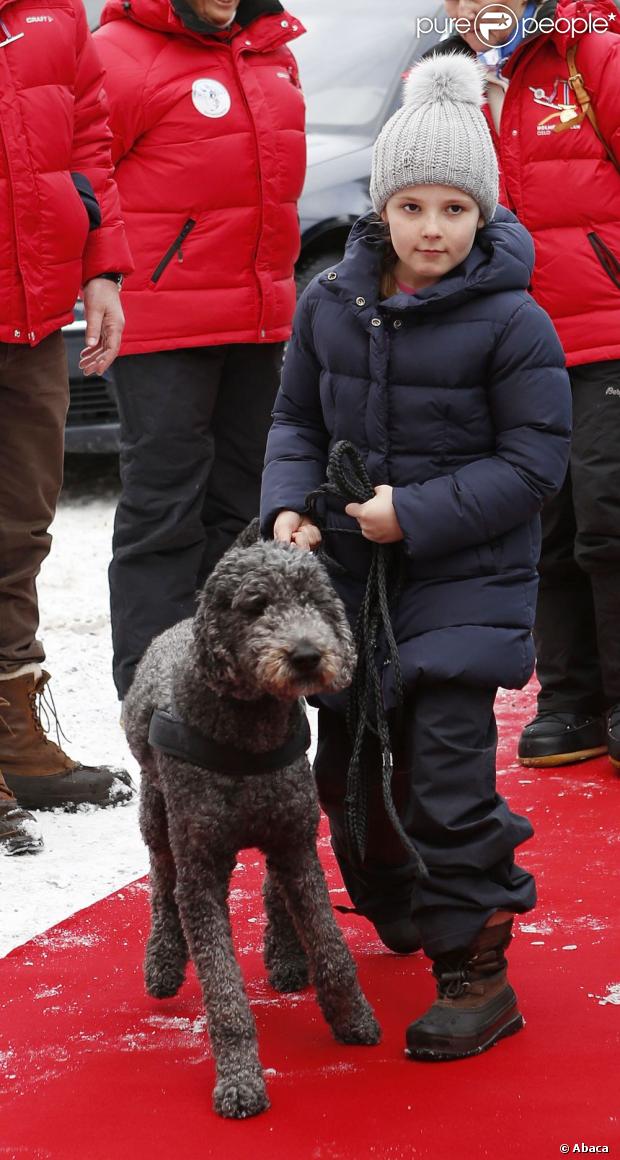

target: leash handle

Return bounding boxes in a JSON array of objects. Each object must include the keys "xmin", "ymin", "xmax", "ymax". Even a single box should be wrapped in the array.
[{"xmin": 312, "ymin": 441, "xmax": 428, "ymax": 879}]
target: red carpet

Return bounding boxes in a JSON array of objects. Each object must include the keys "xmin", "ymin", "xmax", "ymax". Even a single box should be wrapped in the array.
[{"xmin": 2, "ymin": 684, "xmax": 620, "ymax": 1160}]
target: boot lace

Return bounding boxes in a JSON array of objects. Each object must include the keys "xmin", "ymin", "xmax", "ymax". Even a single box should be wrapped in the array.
[
  {"xmin": 438, "ymin": 966, "xmax": 471, "ymax": 999},
  {"xmin": 0, "ymin": 696, "xmax": 11, "ymax": 738},
  {"xmin": 435, "ymin": 946, "xmax": 507, "ymax": 999},
  {"xmin": 29, "ymin": 680, "xmax": 70, "ymax": 749}
]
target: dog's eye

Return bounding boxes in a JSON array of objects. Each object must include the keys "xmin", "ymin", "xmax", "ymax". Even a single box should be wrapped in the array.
[{"xmin": 239, "ymin": 594, "xmax": 268, "ymax": 616}]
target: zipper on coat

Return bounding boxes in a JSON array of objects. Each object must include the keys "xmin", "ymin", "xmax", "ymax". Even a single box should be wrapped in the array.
[
  {"xmin": 232, "ymin": 44, "xmax": 265, "ymax": 337},
  {"xmin": 151, "ymin": 218, "xmax": 196, "ymax": 283},
  {"xmin": 0, "ymin": 114, "xmax": 33, "ymax": 338},
  {"xmin": 587, "ymin": 231, "xmax": 620, "ymax": 291},
  {"xmin": 0, "ymin": 17, "xmax": 25, "ymax": 47}
]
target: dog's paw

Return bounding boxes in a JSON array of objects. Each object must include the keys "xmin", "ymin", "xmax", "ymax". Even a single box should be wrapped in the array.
[
  {"xmin": 213, "ymin": 1076, "xmax": 270, "ymax": 1119},
  {"xmin": 267, "ymin": 960, "xmax": 309, "ymax": 993},
  {"xmin": 144, "ymin": 958, "xmax": 186, "ymax": 999},
  {"xmin": 332, "ymin": 1003, "xmax": 382, "ymax": 1046}
]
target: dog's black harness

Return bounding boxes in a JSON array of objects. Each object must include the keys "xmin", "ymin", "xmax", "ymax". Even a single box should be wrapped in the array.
[{"xmin": 148, "ymin": 707, "xmax": 311, "ymax": 775}]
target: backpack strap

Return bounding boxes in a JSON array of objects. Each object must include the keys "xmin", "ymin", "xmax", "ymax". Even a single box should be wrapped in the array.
[{"xmin": 564, "ymin": 43, "xmax": 620, "ymax": 174}]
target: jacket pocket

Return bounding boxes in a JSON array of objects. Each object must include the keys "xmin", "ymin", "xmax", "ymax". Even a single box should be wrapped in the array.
[
  {"xmin": 587, "ymin": 231, "xmax": 620, "ymax": 291},
  {"xmin": 150, "ymin": 218, "xmax": 197, "ymax": 284}
]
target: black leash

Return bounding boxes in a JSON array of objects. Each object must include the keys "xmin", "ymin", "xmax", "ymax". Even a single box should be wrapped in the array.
[{"xmin": 307, "ymin": 441, "xmax": 427, "ymax": 879}]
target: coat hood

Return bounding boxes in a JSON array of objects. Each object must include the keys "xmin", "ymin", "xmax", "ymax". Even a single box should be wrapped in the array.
[
  {"xmin": 328, "ymin": 205, "xmax": 534, "ymax": 316},
  {"xmin": 100, "ymin": 0, "xmax": 299, "ymax": 43},
  {"xmin": 541, "ymin": 0, "xmax": 620, "ymax": 54}
]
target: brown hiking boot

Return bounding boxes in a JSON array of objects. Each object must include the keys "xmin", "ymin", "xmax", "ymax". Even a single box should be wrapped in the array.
[
  {"xmin": 0, "ymin": 768, "xmax": 43, "ymax": 855},
  {"xmin": 405, "ymin": 919, "xmax": 523, "ymax": 1061},
  {"xmin": 0, "ymin": 670, "xmax": 135, "ymax": 811}
]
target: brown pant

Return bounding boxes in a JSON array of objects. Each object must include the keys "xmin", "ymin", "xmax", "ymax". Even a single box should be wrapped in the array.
[{"xmin": 0, "ymin": 332, "xmax": 68, "ymax": 674}]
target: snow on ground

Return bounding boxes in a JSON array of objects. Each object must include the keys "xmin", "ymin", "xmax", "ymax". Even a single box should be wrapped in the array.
[{"xmin": 1, "ymin": 458, "xmax": 147, "ymax": 958}]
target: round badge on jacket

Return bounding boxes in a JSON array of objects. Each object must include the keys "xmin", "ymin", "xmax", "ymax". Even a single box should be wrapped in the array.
[{"xmin": 191, "ymin": 78, "xmax": 231, "ymax": 118}]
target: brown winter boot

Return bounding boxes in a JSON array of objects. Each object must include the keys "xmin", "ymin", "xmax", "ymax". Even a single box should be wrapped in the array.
[
  {"xmin": 0, "ymin": 768, "xmax": 43, "ymax": 855},
  {"xmin": 405, "ymin": 919, "xmax": 523, "ymax": 1061},
  {"xmin": 0, "ymin": 670, "xmax": 135, "ymax": 811}
]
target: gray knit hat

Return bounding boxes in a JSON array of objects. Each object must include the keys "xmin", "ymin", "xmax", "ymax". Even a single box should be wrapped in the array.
[{"xmin": 370, "ymin": 53, "xmax": 498, "ymax": 224}]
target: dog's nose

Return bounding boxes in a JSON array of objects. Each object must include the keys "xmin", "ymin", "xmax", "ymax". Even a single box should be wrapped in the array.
[{"xmin": 290, "ymin": 642, "xmax": 322, "ymax": 673}]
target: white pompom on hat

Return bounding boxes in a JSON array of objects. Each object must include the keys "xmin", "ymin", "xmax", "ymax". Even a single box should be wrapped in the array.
[{"xmin": 370, "ymin": 53, "xmax": 498, "ymax": 224}]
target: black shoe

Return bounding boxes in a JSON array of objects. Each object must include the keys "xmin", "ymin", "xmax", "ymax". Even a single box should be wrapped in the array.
[
  {"xmin": 0, "ymin": 785, "xmax": 44, "ymax": 855},
  {"xmin": 517, "ymin": 712, "xmax": 607, "ymax": 767},
  {"xmin": 373, "ymin": 916, "xmax": 422, "ymax": 954},
  {"xmin": 406, "ymin": 920, "xmax": 523, "ymax": 1061},
  {"xmin": 607, "ymin": 705, "xmax": 620, "ymax": 770}
]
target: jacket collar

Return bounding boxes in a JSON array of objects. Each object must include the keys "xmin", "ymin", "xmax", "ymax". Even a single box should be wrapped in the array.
[
  {"xmin": 170, "ymin": 0, "xmax": 283, "ymax": 37},
  {"xmin": 101, "ymin": 0, "xmax": 303, "ymax": 51},
  {"xmin": 319, "ymin": 207, "xmax": 534, "ymax": 319}
]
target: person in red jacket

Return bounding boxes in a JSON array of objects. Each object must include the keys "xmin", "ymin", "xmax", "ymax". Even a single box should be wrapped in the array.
[
  {"xmin": 93, "ymin": 0, "xmax": 306, "ymax": 703},
  {"xmin": 0, "ymin": 0, "xmax": 135, "ymax": 856},
  {"xmin": 431, "ymin": 0, "xmax": 620, "ymax": 771}
]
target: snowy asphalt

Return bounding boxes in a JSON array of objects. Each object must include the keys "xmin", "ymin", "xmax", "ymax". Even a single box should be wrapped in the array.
[
  {"xmin": 1, "ymin": 457, "xmax": 147, "ymax": 957},
  {"xmin": 1, "ymin": 458, "xmax": 320, "ymax": 958}
]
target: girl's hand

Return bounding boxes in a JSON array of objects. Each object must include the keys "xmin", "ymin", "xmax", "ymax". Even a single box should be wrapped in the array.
[
  {"xmin": 273, "ymin": 511, "xmax": 322, "ymax": 551},
  {"xmin": 345, "ymin": 485, "xmax": 404, "ymax": 543}
]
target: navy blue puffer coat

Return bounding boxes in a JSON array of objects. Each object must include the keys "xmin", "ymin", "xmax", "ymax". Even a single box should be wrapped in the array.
[{"xmin": 260, "ymin": 208, "xmax": 572, "ymax": 702}]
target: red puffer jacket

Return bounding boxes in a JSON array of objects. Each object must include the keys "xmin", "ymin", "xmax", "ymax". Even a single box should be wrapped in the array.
[
  {"xmin": 94, "ymin": 0, "xmax": 306, "ymax": 355},
  {"xmin": 0, "ymin": 0, "xmax": 132, "ymax": 346},
  {"xmin": 497, "ymin": 0, "xmax": 620, "ymax": 367},
  {"xmin": 436, "ymin": 0, "xmax": 620, "ymax": 368}
]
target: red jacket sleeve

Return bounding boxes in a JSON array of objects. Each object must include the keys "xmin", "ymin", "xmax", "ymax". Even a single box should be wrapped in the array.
[
  {"xmin": 71, "ymin": 0, "xmax": 134, "ymax": 282},
  {"xmin": 92, "ymin": 28, "xmax": 151, "ymax": 166}
]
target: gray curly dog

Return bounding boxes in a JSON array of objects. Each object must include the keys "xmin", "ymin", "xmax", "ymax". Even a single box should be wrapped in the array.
[{"xmin": 123, "ymin": 525, "xmax": 381, "ymax": 1120}]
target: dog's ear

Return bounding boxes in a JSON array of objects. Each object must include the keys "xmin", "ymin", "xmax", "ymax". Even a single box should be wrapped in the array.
[
  {"xmin": 231, "ymin": 517, "xmax": 261, "ymax": 551},
  {"xmin": 192, "ymin": 586, "xmax": 238, "ymax": 690},
  {"xmin": 310, "ymin": 568, "xmax": 357, "ymax": 678},
  {"xmin": 312, "ymin": 569, "xmax": 355, "ymax": 646}
]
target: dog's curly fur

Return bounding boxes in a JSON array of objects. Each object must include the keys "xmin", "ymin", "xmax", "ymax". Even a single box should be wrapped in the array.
[{"xmin": 124, "ymin": 530, "xmax": 381, "ymax": 1119}]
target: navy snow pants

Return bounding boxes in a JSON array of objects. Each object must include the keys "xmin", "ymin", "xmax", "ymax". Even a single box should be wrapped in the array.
[{"xmin": 314, "ymin": 682, "xmax": 536, "ymax": 958}]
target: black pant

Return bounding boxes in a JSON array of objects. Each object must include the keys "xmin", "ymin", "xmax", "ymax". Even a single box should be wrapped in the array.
[
  {"xmin": 535, "ymin": 360, "xmax": 620, "ymax": 714},
  {"xmin": 314, "ymin": 683, "xmax": 536, "ymax": 958},
  {"xmin": 109, "ymin": 343, "xmax": 283, "ymax": 698}
]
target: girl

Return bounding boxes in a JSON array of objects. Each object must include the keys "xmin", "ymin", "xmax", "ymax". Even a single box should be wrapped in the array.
[
  {"xmin": 260, "ymin": 54, "xmax": 571, "ymax": 1061},
  {"xmin": 438, "ymin": 0, "xmax": 620, "ymax": 772}
]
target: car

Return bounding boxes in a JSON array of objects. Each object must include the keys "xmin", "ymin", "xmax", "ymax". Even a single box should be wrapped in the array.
[
  {"xmin": 63, "ymin": 297, "xmax": 121, "ymax": 453},
  {"xmin": 292, "ymin": 0, "xmax": 442, "ymax": 293},
  {"xmin": 64, "ymin": 0, "xmax": 441, "ymax": 452}
]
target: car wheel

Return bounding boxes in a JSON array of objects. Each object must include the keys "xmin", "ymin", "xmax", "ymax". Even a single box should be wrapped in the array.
[{"xmin": 295, "ymin": 250, "xmax": 344, "ymax": 297}]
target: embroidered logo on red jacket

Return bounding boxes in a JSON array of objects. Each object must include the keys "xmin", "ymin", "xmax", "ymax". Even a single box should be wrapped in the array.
[{"xmin": 529, "ymin": 79, "xmax": 582, "ymax": 136}]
